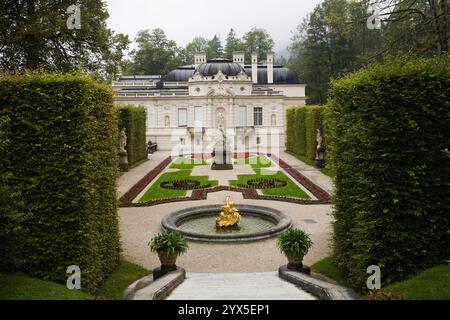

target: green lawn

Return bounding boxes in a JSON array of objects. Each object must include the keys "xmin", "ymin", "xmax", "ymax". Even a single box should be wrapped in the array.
[
  {"xmin": 230, "ymin": 156, "xmax": 310, "ymax": 199},
  {"xmin": 234, "ymin": 155, "xmax": 273, "ymax": 168},
  {"xmin": 0, "ymin": 261, "xmax": 150, "ymax": 300},
  {"xmin": 311, "ymin": 257, "xmax": 450, "ymax": 300},
  {"xmin": 385, "ymin": 265, "xmax": 450, "ymax": 300},
  {"xmin": 95, "ymin": 261, "xmax": 151, "ymax": 300},
  {"xmin": 311, "ymin": 256, "xmax": 353, "ymax": 288},
  {"xmin": 170, "ymin": 157, "xmax": 208, "ymax": 170},
  {"xmin": 139, "ymin": 168, "xmax": 218, "ymax": 202}
]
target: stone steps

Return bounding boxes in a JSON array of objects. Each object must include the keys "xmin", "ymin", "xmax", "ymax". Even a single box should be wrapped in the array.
[{"xmin": 165, "ymin": 272, "xmax": 317, "ymax": 300}]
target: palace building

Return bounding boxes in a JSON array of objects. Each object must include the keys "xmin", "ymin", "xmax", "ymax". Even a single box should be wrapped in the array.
[{"xmin": 112, "ymin": 52, "xmax": 306, "ymax": 153}]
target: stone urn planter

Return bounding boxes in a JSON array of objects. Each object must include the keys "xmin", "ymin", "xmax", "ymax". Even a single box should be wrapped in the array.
[
  {"xmin": 277, "ymin": 228, "xmax": 313, "ymax": 272},
  {"xmin": 157, "ymin": 251, "xmax": 179, "ymax": 270},
  {"xmin": 286, "ymin": 253, "xmax": 304, "ymax": 270},
  {"xmin": 149, "ymin": 231, "xmax": 188, "ymax": 274}
]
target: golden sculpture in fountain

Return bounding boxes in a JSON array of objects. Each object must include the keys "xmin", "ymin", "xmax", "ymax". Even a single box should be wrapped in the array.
[{"xmin": 216, "ymin": 195, "xmax": 241, "ymax": 228}]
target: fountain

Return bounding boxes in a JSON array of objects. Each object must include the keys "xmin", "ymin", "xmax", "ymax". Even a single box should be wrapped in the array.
[
  {"xmin": 162, "ymin": 196, "xmax": 291, "ymax": 242},
  {"xmin": 216, "ymin": 195, "xmax": 241, "ymax": 229}
]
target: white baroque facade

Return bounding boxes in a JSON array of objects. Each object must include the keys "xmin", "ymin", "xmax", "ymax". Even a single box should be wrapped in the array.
[{"xmin": 112, "ymin": 52, "xmax": 306, "ymax": 154}]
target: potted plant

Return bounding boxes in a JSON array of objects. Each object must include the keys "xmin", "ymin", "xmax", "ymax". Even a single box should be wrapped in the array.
[
  {"xmin": 277, "ymin": 228, "xmax": 313, "ymax": 270},
  {"xmin": 149, "ymin": 231, "xmax": 188, "ymax": 270}
]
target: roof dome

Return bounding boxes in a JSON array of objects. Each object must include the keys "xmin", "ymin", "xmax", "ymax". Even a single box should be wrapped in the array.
[
  {"xmin": 197, "ymin": 59, "xmax": 243, "ymax": 77},
  {"xmin": 164, "ymin": 66, "xmax": 195, "ymax": 82}
]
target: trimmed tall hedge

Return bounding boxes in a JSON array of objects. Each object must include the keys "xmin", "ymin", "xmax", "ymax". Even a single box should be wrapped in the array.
[
  {"xmin": 117, "ymin": 105, "xmax": 147, "ymax": 167},
  {"xmin": 286, "ymin": 105, "xmax": 323, "ymax": 160},
  {"xmin": 0, "ymin": 72, "xmax": 121, "ymax": 293},
  {"xmin": 325, "ymin": 56, "xmax": 450, "ymax": 290}
]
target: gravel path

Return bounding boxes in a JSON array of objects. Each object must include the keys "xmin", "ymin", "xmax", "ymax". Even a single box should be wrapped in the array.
[{"xmin": 118, "ymin": 150, "xmax": 334, "ymax": 272}]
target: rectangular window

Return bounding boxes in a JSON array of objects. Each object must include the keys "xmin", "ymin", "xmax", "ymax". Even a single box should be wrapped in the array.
[
  {"xmin": 254, "ymin": 107, "xmax": 263, "ymax": 126},
  {"xmin": 178, "ymin": 108, "xmax": 187, "ymax": 127},
  {"xmin": 194, "ymin": 106, "xmax": 203, "ymax": 128},
  {"xmin": 239, "ymin": 105, "xmax": 247, "ymax": 126},
  {"xmin": 256, "ymin": 136, "xmax": 261, "ymax": 145}
]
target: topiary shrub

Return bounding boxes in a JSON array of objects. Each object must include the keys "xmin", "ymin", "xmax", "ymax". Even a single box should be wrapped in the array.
[
  {"xmin": 117, "ymin": 104, "xmax": 147, "ymax": 167},
  {"xmin": 325, "ymin": 56, "xmax": 450, "ymax": 290},
  {"xmin": 0, "ymin": 72, "xmax": 121, "ymax": 293},
  {"xmin": 286, "ymin": 105, "xmax": 324, "ymax": 161}
]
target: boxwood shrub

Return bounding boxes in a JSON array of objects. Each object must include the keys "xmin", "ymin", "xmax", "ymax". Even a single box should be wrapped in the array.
[
  {"xmin": 117, "ymin": 105, "xmax": 147, "ymax": 167},
  {"xmin": 0, "ymin": 72, "xmax": 121, "ymax": 293},
  {"xmin": 286, "ymin": 105, "xmax": 323, "ymax": 160},
  {"xmin": 325, "ymin": 56, "xmax": 450, "ymax": 290}
]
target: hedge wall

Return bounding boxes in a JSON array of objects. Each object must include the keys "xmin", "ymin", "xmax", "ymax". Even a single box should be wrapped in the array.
[
  {"xmin": 0, "ymin": 72, "xmax": 121, "ymax": 293},
  {"xmin": 286, "ymin": 105, "xmax": 323, "ymax": 160},
  {"xmin": 325, "ymin": 56, "xmax": 450, "ymax": 290},
  {"xmin": 117, "ymin": 105, "xmax": 147, "ymax": 167}
]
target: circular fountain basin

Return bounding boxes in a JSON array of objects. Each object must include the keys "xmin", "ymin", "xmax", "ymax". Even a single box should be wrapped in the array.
[{"xmin": 162, "ymin": 205, "xmax": 292, "ymax": 242}]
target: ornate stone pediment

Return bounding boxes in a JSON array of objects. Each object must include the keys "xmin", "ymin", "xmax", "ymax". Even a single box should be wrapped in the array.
[
  {"xmin": 190, "ymin": 70, "xmax": 203, "ymax": 82},
  {"xmin": 207, "ymin": 82, "xmax": 234, "ymax": 97}
]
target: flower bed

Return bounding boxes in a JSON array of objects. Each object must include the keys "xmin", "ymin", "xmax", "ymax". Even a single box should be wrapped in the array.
[
  {"xmin": 121, "ymin": 185, "xmax": 328, "ymax": 208},
  {"xmin": 189, "ymin": 153, "xmax": 256, "ymax": 159},
  {"xmin": 160, "ymin": 179, "xmax": 211, "ymax": 190},
  {"xmin": 269, "ymin": 154, "xmax": 331, "ymax": 202},
  {"xmin": 119, "ymin": 156, "xmax": 173, "ymax": 205},
  {"xmin": 119, "ymin": 154, "xmax": 332, "ymax": 207},
  {"xmin": 237, "ymin": 178, "xmax": 287, "ymax": 189}
]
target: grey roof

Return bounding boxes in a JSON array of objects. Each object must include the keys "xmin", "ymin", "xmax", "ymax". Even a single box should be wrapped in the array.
[
  {"xmin": 243, "ymin": 66, "xmax": 299, "ymax": 84},
  {"xmin": 119, "ymin": 59, "xmax": 300, "ymax": 84},
  {"xmin": 165, "ymin": 66, "xmax": 195, "ymax": 82},
  {"xmin": 197, "ymin": 59, "xmax": 243, "ymax": 77}
]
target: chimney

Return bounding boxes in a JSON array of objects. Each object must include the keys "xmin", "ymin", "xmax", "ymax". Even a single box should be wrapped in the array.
[
  {"xmin": 194, "ymin": 52, "xmax": 206, "ymax": 67},
  {"xmin": 233, "ymin": 51, "xmax": 245, "ymax": 68},
  {"xmin": 251, "ymin": 53, "xmax": 258, "ymax": 84},
  {"xmin": 267, "ymin": 52, "xmax": 274, "ymax": 84}
]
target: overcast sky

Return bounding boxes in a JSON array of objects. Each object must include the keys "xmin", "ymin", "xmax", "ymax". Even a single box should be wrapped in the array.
[{"xmin": 105, "ymin": 0, "xmax": 323, "ymax": 57}]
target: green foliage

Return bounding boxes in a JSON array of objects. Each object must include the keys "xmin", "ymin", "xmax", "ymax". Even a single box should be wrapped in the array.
[
  {"xmin": 117, "ymin": 105, "xmax": 147, "ymax": 167},
  {"xmin": 95, "ymin": 261, "xmax": 150, "ymax": 300},
  {"xmin": 149, "ymin": 231, "xmax": 189, "ymax": 257},
  {"xmin": 286, "ymin": 105, "xmax": 323, "ymax": 160},
  {"xmin": 206, "ymin": 35, "xmax": 224, "ymax": 60},
  {"xmin": 170, "ymin": 157, "xmax": 208, "ymax": 170},
  {"xmin": 0, "ymin": 261, "xmax": 150, "ymax": 300},
  {"xmin": 288, "ymin": 0, "xmax": 383, "ymax": 104},
  {"xmin": 139, "ymin": 168, "xmax": 218, "ymax": 202},
  {"xmin": 0, "ymin": 72, "xmax": 121, "ymax": 293},
  {"xmin": 242, "ymin": 28, "xmax": 275, "ymax": 63},
  {"xmin": 0, "ymin": 273, "xmax": 94, "ymax": 300},
  {"xmin": 311, "ymin": 257, "xmax": 353, "ymax": 289},
  {"xmin": 277, "ymin": 228, "xmax": 313, "ymax": 257},
  {"xmin": 230, "ymin": 156, "xmax": 310, "ymax": 199},
  {"xmin": 125, "ymin": 28, "xmax": 182, "ymax": 75},
  {"xmin": 326, "ymin": 56, "xmax": 450, "ymax": 290},
  {"xmin": 0, "ymin": 0, "xmax": 129, "ymax": 79},
  {"xmin": 182, "ymin": 36, "xmax": 209, "ymax": 64},
  {"xmin": 224, "ymin": 28, "xmax": 245, "ymax": 60},
  {"xmin": 384, "ymin": 265, "xmax": 450, "ymax": 300}
]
